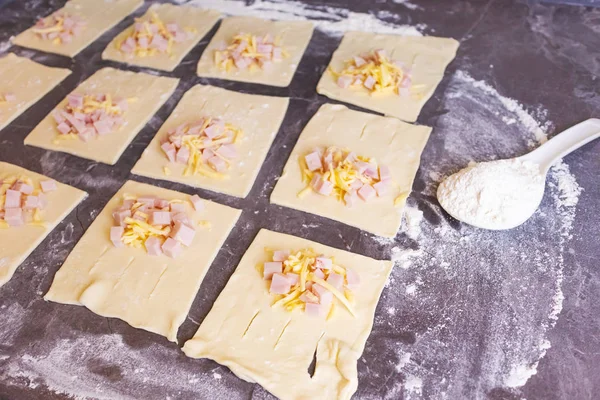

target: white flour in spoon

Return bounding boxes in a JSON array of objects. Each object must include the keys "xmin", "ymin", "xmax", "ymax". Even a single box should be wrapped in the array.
[{"xmin": 437, "ymin": 159, "xmax": 546, "ymax": 230}]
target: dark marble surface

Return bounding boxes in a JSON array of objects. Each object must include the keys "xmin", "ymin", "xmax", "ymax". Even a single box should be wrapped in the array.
[{"xmin": 0, "ymin": 1, "xmax": 599, "ymax": 399}]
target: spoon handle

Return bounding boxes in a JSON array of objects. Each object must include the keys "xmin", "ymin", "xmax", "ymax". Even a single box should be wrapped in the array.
[{"xmin": 521, "ymin": 118, "xmax": 600, "ymax": 173}]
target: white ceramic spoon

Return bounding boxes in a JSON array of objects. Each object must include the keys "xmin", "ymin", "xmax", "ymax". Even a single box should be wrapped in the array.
[{"xmin": 437, "ymin": 118, "xmax": 600, "ymax": 230}]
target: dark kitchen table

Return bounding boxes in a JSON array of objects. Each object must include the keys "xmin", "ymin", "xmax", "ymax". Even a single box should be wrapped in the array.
[{"xmin": 0, "ymin": 0, "xmax": 599, "ymax": 399}]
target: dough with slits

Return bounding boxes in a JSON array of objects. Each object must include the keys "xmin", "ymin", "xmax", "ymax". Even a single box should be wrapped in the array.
[
  {"xmin": 24, "ymin": 68, "xmax": 179, "ymax": 165},
  {"xmin": 0, "ymin": 162, "xmax": 87, "ymax": 288},
  {"xmin": 271, "ymin": 103, "xmax": 431, "ymax": 238},
  {"xmin": 0, "ymin": 53, "xmax": 71, "ymax": 132},
  {"xmin": 131, "ymin": 84, "xmax": 289, "ymax": 198},
  {"xmin": 13, "ymin": 0, "xmax": 142, "ymax": 57},
  {"xmin": 183, "ymin": 229, "xmax": 392, "ymax": 400},
  {"xmin": 44, "ymin": 180, "xmax": 241, "ymax": 342}
]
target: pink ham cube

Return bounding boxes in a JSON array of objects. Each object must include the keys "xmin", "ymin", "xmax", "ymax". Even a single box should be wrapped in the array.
[
  {"xmin": 269, "ymin": 273, "xmax": 291, "ymax": 295},
  {"xmin": 337, "ymin": 76, "xmax": 353, "ymax": 88},
  {"xmin": 353, "ymin": 56, "xmax": 366, "ymax": 67},
  {"xmin": 112, "ymin": 209, "xmax": 131, "ymax": 226},
  {"xmin": 299, "ymin": 290, "xmax": 319, "ymax": 304},
  {"xmin": 144, "ymin": 236, "xmax": 163, "ymax": 256},
  {"xmin": 60, "ymin": 32, "xmax": 72, "ymax": 43},
  {"xmin": 208, "ymin": 156, "xmax": 227, "ymax": 172},
  {"xmin": 4, "ymin": 208, "xmax": 24, "ymax": 227},
  {"xmin": 313, "ymin": 268, "xmax": 325, "ymax": 280},
  {"xmin": 170, "ymin": 203, "xmax": 185, "ymax": 213},
  {"xmin": 67, "ymin": 93, "xmax": 84, "ymax": 108},
  {"xmin": 312, "ymin": 283, "xmax": 333, "ymax": 306},
  {"xmin": 345, "ymin": 268, "xmax": 360, "ymax": 289},
  {"xmin": 176, "ymin": 146, "xmax": 190, "ymax": 164},
  {"xmin": 78, "ymin": 128, "xmax": 95, "ymax": 142},
  {"xmin": 350, "ymin": 179, "xmax": 364, "ymax": 190},
  {"xmin": 375, "ymin": 49, "xmax": 387, "ymax": 60},
  {"xmin": 363, "ymin": 165, "xmax": 379, "ymax": 179},
  {"xmin": 137, "ymin": 196, "xmax": 156, "ymax": 206},
  {"xmin": 51, "ymin": 110, "xmax": 65, "ymax": 124},
  {"xmin": 272, "ymin": 47, "xmax": 282, "ymax": 61},
  {"xmin": 150, "ymin": 211, "xmax": 171, "ymax": 226},
  {"xmin": 23, "ymin": 195, "xmax": 39, "ymax": 210},
  {"xmin": 327, "ymin": 272, "xmax": 344, "ymax": 290},
  {"xmin": 304, "ymin": 152, "xmax": 322, "ymax": 172},
  {"xmin": 190, "ymin": 194, "xmax": 204, "ymax": 211},
  {"xmin": 203, "ymin": 124, "xmax": 223, "ymax": 139},
  {"xmin": 4, "ymin": 190, "xmax": 21, "ymax": 208},
  {"xmin": 234, "ymin": 56, "xmax": 251, "ymax": 70},
  {"xmin": 216, "ymin": 144, "xmax": 237, "ymax": 159},
  {"xmin": 363, "ymin": 75, "xmax": 376, "ymax": 90},
  {"xmin": 373, "ymin": 180, "xmax": 390, "ymax": 196},
  {"xmin": 286, "ymin": 272, "xmax": 299, "ymax": 286},
  {"xmin": 201, "ymin": 148, "xmax": 215, "ymax": 162},
  {"xmin": 162, "ymin": 238, "xmax": 182, "ymax": 258},
  {"xmin": 263, "ymin": 261, "xmax": 283, "ymax": 279},
  {"xmin": 138, "ymin": 36, "xmax": 149, "ymax": 49},
  {"xmin": 150, "ymin": 35, "xmax": 168, "ymax": 52},
  {"xmin": 305, "ymin": 302, "xmax": 327, "ymax": 317},
  {"xmin": 344, "ymin": 190, "xmax": 358, "ymax": 208},
  {"xmin": 12, "ymin": 182, "xmax": 33, "ymax": 194},
  {"xmin": 315, "ymin": 256, "xmax": 332, "ymax": 270},
  {"xmin": 171, "ymin": 212, "xmax": 192, "ymax": 227},
  {"xmin": 378, "ymin": 165, "xmax": 391, "ymax": 182},
  {"xmin": 170, "ymin": 221, "xmax": 196, "ymax": 246},
  {"xmin": 154, "ymin": 199, "xmax": 169, "ymax": 209},
  {"xmin": 316, "ymin": 180, "xmax": 333, "ymax": 196},
  {"xmin": 257, "ymin": 44, "xmax": 273, "ymax": 54},
  {"xmin": 57, "ymin": 122, "xmax": 71, "ymax": 135},
  {"xmin": 398, "ymin": 87, "xmax": 410, "ymax": 97},
  {"xmin": 93, "ymin": 119, "xmax": 112, "ymax": 135},
  {"xmin": 37, "ymin": 193, "xmax": 48, "ymax": 209},
  {"xmin": 40, "ymin": 180, "xmax": 58, "ymax": 193},
  {"xmin": 161, "ymin": 142, "xmax": 176, "ymax": 163},
  {"xmin": 110, "ymin": 226, "xmax": 124, "ymax": 247},
  {"xmin": 272, "ymin": 250, "xmax": 290, "ymax": 262},
  {"xmin": 358, "ymin": 184, "xmax": 376, "ymax": 201}
]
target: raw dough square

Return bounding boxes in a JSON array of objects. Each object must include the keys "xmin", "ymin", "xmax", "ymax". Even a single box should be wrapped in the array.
[
  {"xmin": 0, "ymin": 162, "xmax": 87, "ymax": 288},
  {"xmin": 271, "ymin": 103, "xmax": 431, "ymax": 238},
  {"xmin": 102, "ymin": 4, "xmax": 221, "ymax": 72},
  {"xmin": 131, "ymin": 84, "xmax": 289, "ymax": 198},
  {"xmin": 13, "ymin": 0, "xmax": 143, "ymax": 58},
  {"xmin": 183, "ymin": 229, "xmax": 393, "ymax": 400},
  {"xmin": 0, "ymin": 53, "xmax": 71, "ymax": 131},
  {"xmin": 317, "ymin": 31, "xmax": 459, "ymax": 122},
  {"xmin": 44, "ymin": 180, "xmax": 241, "ymax": 342},
  {"xmin": 196, "ymin": 16, "xmax": 314, "ymax": 87},
  {"xmin": 24, "ymin": 67, "xmax": 179, "ymax": 165}
]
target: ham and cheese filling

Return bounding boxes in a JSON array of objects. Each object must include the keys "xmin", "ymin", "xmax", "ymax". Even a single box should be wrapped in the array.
[
  {"xmin": 52, "ymin": 93, "xmax": 130, "ymax": 142},
  {"xmin": 262, "ymin": 248, "xmax": 360, "ymax": 318},
  {"xmin": 0, "ymin": 176, "xmax": 57, "ymax": 228},
  {"xmin": 214, "ymin": 33, "xmax": 287, "ymax": 72},
  {"xmin": 118, "ymin": 11, "xmax": 195, "ymax": 56},
  {"xmin": 331, "ymin": 49, "xmax": 414, "ymax": 97},
  {"xmin": 31, "ymin": 12, "xmax": 86, "ymax": 45},
  {"xmin": 299, "ymin": 146, "xmax": 393, "ymax": 207},
  {"xmin": 160, "ymin": 117, "xmax": 242, "ymax": 178},
  {"xmin": 110, "ymin": 194, "xmax": 205, "ymax": 259},
  {"xmin": 0, "ymin": 93, "xmax": 16, "ymax": 103}
]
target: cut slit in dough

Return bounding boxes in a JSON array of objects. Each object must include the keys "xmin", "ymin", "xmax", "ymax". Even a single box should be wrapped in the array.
[
  {"xmin": 317, "ymin": 31, "xmax": 459, "ymax": 122},
  {"xmin": 131, "ymin": 84, "xmax": 290, "ymax": 198},
  {"xmin": 271, "ymin": 103, "xmax": 432, "ymax": 238},
  {"xmin": 183, "ymin": 229, "xmax": 393, "ymax": 400},
  {"xmin": 24, "ymin": 67, "xmax": 179, "ymax": 165},
  {"xmin": 0, "ymin": 53, "xmax": 71, "ymax": 132},
  {"xmin": 196, "ymin": 16, "xmax": 314, "ymax": 87},
  {"xmin": 13, "ymin": 0, "xmax": 143, "ymax": 58},
  {"xmin": 44, "ymin": 180, "xmax": 241, "ymax": 342},
  {"xmin": 102, "ymin": 3, "xmax": 221, "ymax": 72},
  {"xmin": 0, "ymin": 162, "xmax": 87, "ymax": 288}
]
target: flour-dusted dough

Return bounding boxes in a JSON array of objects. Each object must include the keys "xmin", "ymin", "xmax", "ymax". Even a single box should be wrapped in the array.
[
  {"xmin": 271, "ymin": 103, "xmax": 431, "ymax": 238},
  {"xmin": 102, "ymin": 4, "xmax": 221, "ymax": 72},
  {"xmin": 317, "ymin": 31, "xmax": 459, "ymax": 122},
  {"xmin": 0, "ymin": 162, "xmax": 87, "ymax": 288},
  {"xmin": 132, "ymin": 85, "xmax": 289, "ymax": 198},
  {"xmin": 183, "ymin": 229, "xmax": 392, "ymax": 400},
  {"xmin": 44, "ymin": 180, "xmax": 241, "ymax": 342},
  {"xmin": 24, "ymin": 68, "xmax": 179, "ymax": 165},
  {"xmin": 196, "ymin": 16, "xmax": 314, "ymax": 87},
  {"xmin": 13, "ymin": 0, "xmax": 142, "ymax": 58},
  {"xmin": 0, "ymin": 53, "xmax": 71, "ymax": 132}
]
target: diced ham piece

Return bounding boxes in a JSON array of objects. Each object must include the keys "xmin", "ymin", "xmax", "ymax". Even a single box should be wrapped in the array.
[
  {"xmin": 299, "ymin": 290, "xmax": 319, "ymax": 304},
  {"xmin": 166, "ymin": 23, "xmax": 178, "ymax": 33},
  {"xmin": 400, "ymin": 75, "xmax": 411, "ymax": 88},
  {"xmin": 272, "ymin": 250, "xmax": 290, "ymax": 262},
  {"xmin": 305, "ymin": 302, "xmax": 327, "ymax": 317},
  {"xmin": 263, "ymin": 261, "xmax": 283, "ymax": 280},
  {"xmin": 145, "ymin": 237, "xmax": 163, "ymax": 256},
  {"xmin": 162, "ymin": 237, "xmax": 183, "ymax": 258},
  {"xmin": 201, "ymin": 148, "xmax": 215, "ymax": 162},
  {"xmin": 373, "ymin": 180, "xmax": 390, "ymax": 196},
  {"xmin": 350, "ymin": 179, "xmax": 364, "ymax": 190},
  {"xmin": 4, "ymin": 190, "xmax": 21, "ymax": 208},
  {"xmin": 378, "ymin": 165, "xmax": 391, "ymax": 182},
  {"xmin": 344, "ymin": 190, "xmax": 358, "ymax": 208},
  {"xmin": 316, "ymin": 179, "xmax": 333, "ymax": 196},
  {"xmin": 170, "ymin": 221, "xmax": 196, "ymax": 246},
  {"xmin": 313, "ymin": 268, "xmax": 325, "ymax": 280},
  {"xmin": 23, "ymin": 195, "xmax": 39, "ymax": 210},
  {"xmin": 286, "ymin": 272, "xmax": 299, "ymax": 286},
  {"xmin": 52, "ymin": 110, "xmax": 65, "ymax": 124},
  {"xmin": 327, "ymin": 272, "xmax": 344, "ymax": 290},
  {"xmin": 312, "ymin": 283, "xmax": 333, "ymax": 306},
  {"xmin": 304, "ymin": 152, "xmax": 322, "ymax": 172},
  {"xmin": 155, "ymin": 199, "xmax": 169, "ymax": 209},
  {"xmin": 363, "ymin": 75, "xmax": 376, "ymax": 90},
  {"xmin": 60, "ymin": 32, "xmax": 72, "ymax": 43},
  {"xmin": 13, "ymin": 182, "xmax": 33, "ymax": 194},
  {"xmin": 150, "ymin": 211, "xmax": 171, "ymax": 226},
  {"xmin": 150, "ymin": 35, "xmax": 168, "ymax": 52},
  {"xmin": 203, "ymin": 124, "xmax": 222, "ymax": 139},
  {"xmin": 216, "ymin": 144, "xmax": 237, "ymax": 159},
  {"xmin": 112, "ymin": 209, "xmax": 131, "ymax": 226},
  {"xmin": 354, "ymin": 161, "xmax": 370, "ymax": 174},
  {"xmin": 272, "ymin": 47, "xmax": 282, "ymax": 61},
  {"xmin": 190, "ymin": 194, "xmax": 204, "ymax": 211},
  {"xmin": 4, "ymin": 208, "xmax": 24, "ymax": 227},
  {"xmin": 345, "ymin": 268, "xmax": 360, "ymax": 289},
  {"xmin": 138, "ymin": 36, "xmax": 149, "ymax": 49},
  {"xmin": 171, "ymin": 212, "xmax": 192, "ymax": 227},
  {"xmin": 208, "ymin": 156, "xmax": 227, "ymax": 172},
  {"xmin": 315, "ymin": 256, "xmax": 332, "ymax": 270},
  {"xmin": 176, "ymin": 146, "xmax": 190, "ymax": 164},
  {"xmin": 78, "ymin": 128, "xmax": 95, "ymax": 142},
  {"xmin": 161, "ymin": 142, "xmax": 176, "ymax": 163},
  {"xmin": 93, "ymin": 119, "xmax": 112, "ymax": 135},
  {"xmin": 358, "ymin": 184, "xmax": 376, "ymax": 201},
  {"xmin": 375, "ymin": 49, "xmax": 387, "ymax": 59},
  {"xmin": 337, "ymin": 75, "xmax": 353, "ymax": 88},
  {"xmin": 137, "ymin": 196, "xmax": 156, "ymax": 206},
  {"xmin": 234, "ymin": 56, "xmax": 250, "ymax": 70},
  {"xmin": 170, "ymin": 203, "xmax": 185, "ymax": 213},
  {"xmin": 363, "ymin": 165, "xmax": 379, "ymax": 179},
  {"xmin": 116, "ymin": 98, "xmax": 128, "ymax": 112},
  {"xmin": 257, "ymin": 44, "xmax": 273, "ymax": 54},
  {"xmin": 269, "ymin": 273, "xmax": 291, "ymax": 295},
  {"xmin": 37, "ymin": 193, "xmax": 48, "ymax": 209},
  {"xmin": 110, "ymin": 226, "xmax": 124, "ymax": 247},
  {"xmin": 57, "ymin": 122, "xmax": 71, "ymax": 135},
  {"xmin": 67, "ymin": 93, "xmax": 84, "ymax": 108},
  {"xmin": 353, "ymin": 56, "xmax": 366, "ymax": 67}
]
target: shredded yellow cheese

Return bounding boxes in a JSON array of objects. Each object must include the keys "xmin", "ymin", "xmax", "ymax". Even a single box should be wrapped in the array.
[{"xmin": 215, "ymin": 33, "xmax": 288, "ymax": 71}]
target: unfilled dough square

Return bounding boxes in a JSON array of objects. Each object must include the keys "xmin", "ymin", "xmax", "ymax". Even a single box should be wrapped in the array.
[
  {"xmin": 196, "ymin": 16, "xmax": 314, "ymax": 87},
  {"xmin": 0, "ymin": 53, "xmax": 71, "ymax": 131},
  {"xmin": 131, "ymin": 84, "xmax": 289, "ymax": 198},
  {"xmin": 13, "ymin": 0, "xmax": 142, "ymax": 58},
  {"xmin": 183, "ymin": 229, "xmax": 392, "ymax": 400},
  {"xmin": 24, "ymin": 67, "xmax": 179, "ymax": 165},
  {"xmin": 0, "ymin": 162, "xmax": 87, "ymax": 287},
  {"xmin": 271, "ymin": 103, "xmax": 431, "ymax": 238},
  {"xmin": 317, "ymin": 31, "xmax": 459, "ymax": 122},
  {"xmin": 44, "ymin": 180, "xmax": 241, "ymax": 342},
  {"xmin": 102, "ymin": 4, "xmax": 221, "ymax": 72}
]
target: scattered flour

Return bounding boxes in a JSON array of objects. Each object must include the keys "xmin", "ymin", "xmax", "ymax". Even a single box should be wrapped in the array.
[
  {"xmin": 405, "ymin": 283, "xmax": 417, "ymax": 295},
  {"xmin": 0, "ymin": 39, "xmax": 11, "ymax": 53},
  {"xmin": 402, "ymin": 205, "xmax": 424, "ymax": 239}
]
